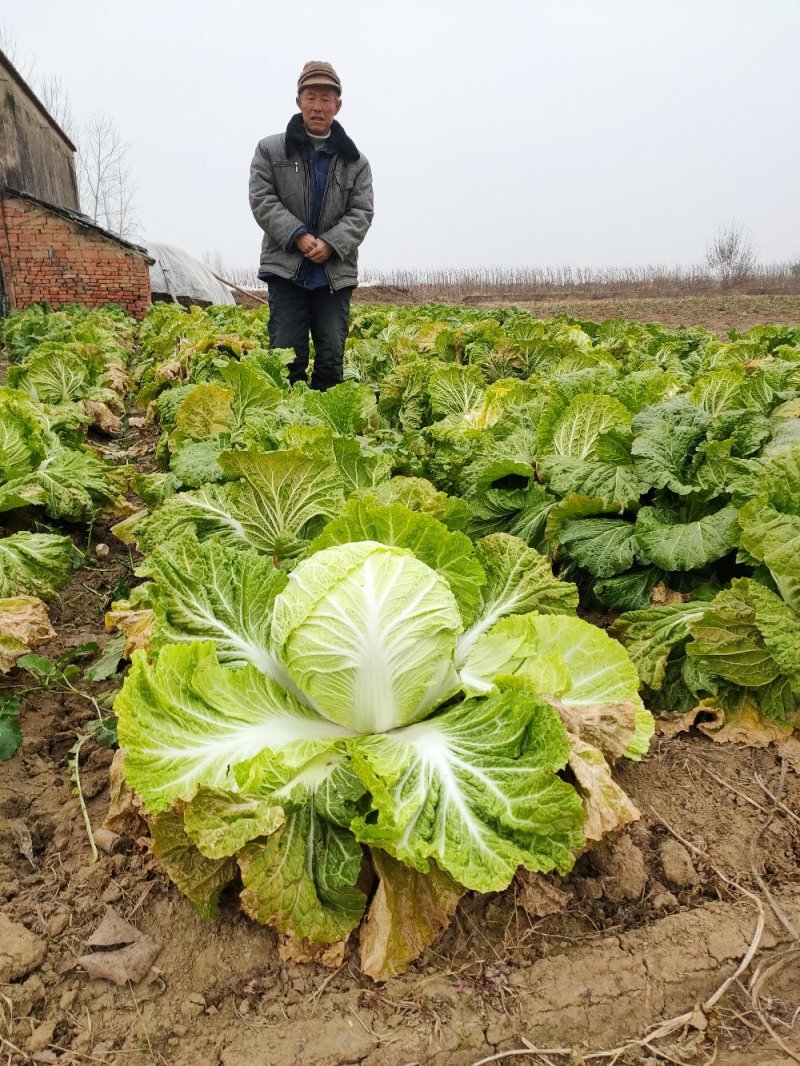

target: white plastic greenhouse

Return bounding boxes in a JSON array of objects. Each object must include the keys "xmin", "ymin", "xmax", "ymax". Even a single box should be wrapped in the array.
[{"xmin": 146, "ymin": 242, "xmax": 235, "ymax": 306}]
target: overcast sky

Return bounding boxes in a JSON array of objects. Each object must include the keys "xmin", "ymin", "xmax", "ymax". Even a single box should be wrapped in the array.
[{"xmin": 4, "ymin": 0, "xmax": 800, "ymax": 275}]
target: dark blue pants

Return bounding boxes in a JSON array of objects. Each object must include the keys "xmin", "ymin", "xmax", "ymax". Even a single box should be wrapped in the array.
[{"xmin": 266, "ymin": 277, "xmax": 353, "ymax": 391}]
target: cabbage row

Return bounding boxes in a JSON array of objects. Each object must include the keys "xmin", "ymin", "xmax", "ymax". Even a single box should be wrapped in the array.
[{"xmin": 0, "ymin": 305, "xmax": 136, "ymax": 676}]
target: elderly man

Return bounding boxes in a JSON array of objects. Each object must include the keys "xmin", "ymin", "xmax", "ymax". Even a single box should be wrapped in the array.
[{"xmin": 249, "ymin": 61, "xmax": 374, "ymax": 391}]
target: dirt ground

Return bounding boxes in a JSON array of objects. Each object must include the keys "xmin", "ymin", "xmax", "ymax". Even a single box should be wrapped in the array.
[
  {"xmin": 513, "ymin": 293, "xmax": 800, "ymax": 336},
  {"xmin": 2, "ymin": 298, "xmax": 800, "ymax": 1065}
]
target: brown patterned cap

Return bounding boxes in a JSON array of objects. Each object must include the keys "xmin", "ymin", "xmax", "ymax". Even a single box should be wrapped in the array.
[{"xmin": 297, "ymin": 61, "xmax": 342, "ymax": 95}]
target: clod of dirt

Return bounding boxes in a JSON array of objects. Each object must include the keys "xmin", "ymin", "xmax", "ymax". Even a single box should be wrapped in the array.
[
  {"xmin": 26, "ymin": 1018, "xmax": 57, "ymax": 1054},
  {"xmin": 0, "ymin": 861, "xmax": 19, "ymax": 900},
  {"xmin": 587, "ymin": 835, "xmax": 648, "ymax": 901},
  {"xmin": 659, "ymin": 838, "xmax": 700, "ymax": 888},
  {"xmin": 218, "ymin": 1015, "xmax": 377, "ymax": 1066},
  {"xmin": 73, "ymin": 858, "xmax": 112, "ymax": 893},
  {"xmin": 101, "ymin": 882, "xmax": 123, "ymax": 903},
  {"xmin": 648, "ymin": 880, "xmax": 679, "ymax": 912},
  {"xmin": 46, "ymin": 912, "xmax": 69, "ymax": 936},
  {"xmin": 58, "ymin": 988, "xmax": 78, "ymax": 1011},
  {"xmin": 4, "ymin": 972, "xmax": 46, "ymax": 1017},
  {"xmin": 574, "ymin": 876, "xmax": 604, "ymax": 901},
  {"xmin": 0, "ymin": 913, "xmax": 46, "ymax": 981},
  {"xmin": 180, "ymin": 995, "xmax": 206, "ymax": 1018},
  {"xmin": 515, "ymin": 871, "xmax": 570, "ymax": 916},
  {"xmin": 414, "ymin": 976, "xmax": 461, "ymax": 1005}
]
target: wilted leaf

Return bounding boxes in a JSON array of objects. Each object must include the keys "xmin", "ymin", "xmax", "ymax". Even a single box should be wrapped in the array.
[
  {"xmin": 655, "ymin": 710, "xmax": 700, "ymax": 738},
  {"xmin": 693, "ymin": 695, "xmax": 795, "ymax": 747},
  {"xmin": 103, "ymin": 749, "xmax": 148, "ymax": 837},
  {"xmin": 360, "ymin": 850, "xmax": 464, "ymax": 982},
  {"xmin": 106, "ymin": 602, "xmax": 154, "ymax": 657},
  {"xmin": 0, "ymin": 695, "xmax": 22, "ymax": 761},
  {"xmin": 566, "ymin": 734, "xmax": 641, "ymax": 841},
  {"xmin": 86, "ymin": 906, "xmax": 141, "ymax": 947},
  {"xmin": 84, "ymin": 400, "xmax": 123, "ymax": 436},
  {"xmin": 278, "ymin": 934, "xmax": 348, "ymax": 969},
  {"xmin": 64, "ymin": 906, "xmax": 162, "ymax": 985},
  {"xmin": 0, "ymin": 596, "xmax": 55, "ymax": 673},
  {"xmin": 548, "ymin": 695, "xmax": 638, "ymax": 762},
  {"xmin": 183, "ymin": 785, "xmax": 284, "ymax": 859},
  {"xmin": 9, "ymin": 819, "xmax": 36, "ymax": 867},
  {"xmin": 84, "ymin": 634, "xmax": 126, "ymax": 682}
]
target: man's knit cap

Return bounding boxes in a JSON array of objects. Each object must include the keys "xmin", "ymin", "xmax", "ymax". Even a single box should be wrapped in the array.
[{"xmin": 297, "ymin": 61, "xmax": 342, "ymax": 95}]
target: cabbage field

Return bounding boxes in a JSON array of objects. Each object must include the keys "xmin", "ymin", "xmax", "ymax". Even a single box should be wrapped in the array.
[{"xmin": 1, "ymin": 300, "xmax": 799, "ymax": 1065}]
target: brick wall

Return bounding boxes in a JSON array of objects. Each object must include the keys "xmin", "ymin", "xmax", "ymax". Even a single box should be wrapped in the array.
[{"xmin": 0, "ymin": 194, "xmax": 152, "ymax": 319}]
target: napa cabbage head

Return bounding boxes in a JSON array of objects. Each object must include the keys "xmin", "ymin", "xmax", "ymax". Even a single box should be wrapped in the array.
[{"xmin": 270, "ymin": 541, "xmax": 463, "ymax": 733}]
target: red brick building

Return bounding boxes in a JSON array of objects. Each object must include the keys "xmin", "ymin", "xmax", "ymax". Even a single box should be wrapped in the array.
[
  {"xmin": 0, "ymin": 49, "xmax": 153, "ymax": 318},
  {"xmin": 0, "ymin": 189, "xmax": 153, "ymax": 319}
]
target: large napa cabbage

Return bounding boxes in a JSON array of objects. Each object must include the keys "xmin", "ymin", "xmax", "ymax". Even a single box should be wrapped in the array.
[{"xmin": 115, "ymin": 501, "xmax": 652, "ymax": 974}]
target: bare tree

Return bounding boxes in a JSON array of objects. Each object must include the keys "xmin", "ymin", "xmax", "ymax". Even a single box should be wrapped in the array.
[
  {"xmin": 201, "ymin": 253, "xmax": 265, "ymax": 289},
  {"xmin": 38, "ymin": 74, "xmax": 75, "ymax": 138},
  {"xmin": 1, "ymin": 24, "xmax": 72, "ymax": 138},
  {"xmin": 705, "ymin": 221, "xmax": 757, "ymax": 287},
  {"xmin": 202, "ymin": 249, "xmax": 229, "ymax": 277},
  {"xmin": 75, "ymin": 115, "xmax": 140, "ymax": 238},
  {"xmin": 227, "ymin": 265, "xmax": 266, "ymax": 288},
  {"xmin": 0, "ymin": 21, "xmax": 36, "ymax": 81}
]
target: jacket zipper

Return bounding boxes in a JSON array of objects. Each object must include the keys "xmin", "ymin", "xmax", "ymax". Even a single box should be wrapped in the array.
[
  {"xmin": 288, "ymin": 154, "xmax": 310, "ymax": 285},
  {"xmin": 319, "ymin": 157, "xmax": 337, "ymax": 292},
  {"xmin": 302, "ymin": 154, "xmax": 310, "ymax": 222},
  {"xmin": 318, "ymin": 156, "xmax": 336, "ymax": 230}
]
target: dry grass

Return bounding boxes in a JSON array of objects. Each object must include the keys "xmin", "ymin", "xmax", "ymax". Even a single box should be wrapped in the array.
[{"xmin": 359, "ymin": 263, "xmax": 800, "ymax": 304}]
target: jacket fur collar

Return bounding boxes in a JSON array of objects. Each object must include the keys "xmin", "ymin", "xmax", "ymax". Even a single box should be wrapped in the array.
[{"xmin": 285, "ymin": 113, "xmax": 360, "ymax": 162}]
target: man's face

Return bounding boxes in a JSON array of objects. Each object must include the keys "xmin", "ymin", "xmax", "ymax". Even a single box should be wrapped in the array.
[{"xmin": 297, "ymin": 87, "xmax": 342, "ymax": 134}]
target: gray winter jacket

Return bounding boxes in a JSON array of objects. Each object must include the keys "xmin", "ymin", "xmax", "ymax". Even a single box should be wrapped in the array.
[{"xmin": 249, "ymin": 114, "xmax": 374, "ymax": 290}]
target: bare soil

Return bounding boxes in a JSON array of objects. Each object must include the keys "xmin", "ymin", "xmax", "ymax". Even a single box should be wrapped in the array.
[
  {"xmin": 3, "ymin": 298, "xmax": 800, "ymax": 1065},
  {"xmin": 512, "ymin": 293, "xmax": 800, "ymax": 336}
]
